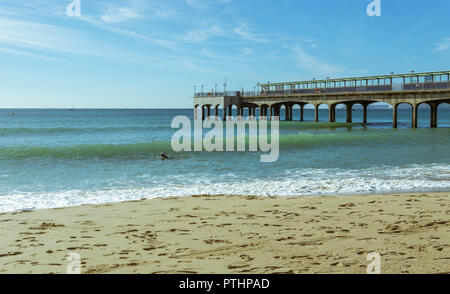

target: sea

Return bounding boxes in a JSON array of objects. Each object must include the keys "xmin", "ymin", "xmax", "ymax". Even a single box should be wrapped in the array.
[{"xmin": 0, "ymin": 107, "xmax": 449, "ymax": 212}]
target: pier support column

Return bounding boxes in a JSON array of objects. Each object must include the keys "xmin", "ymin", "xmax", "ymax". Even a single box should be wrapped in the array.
[
  {"xmin": 222, "ymin": 105, "xmax": 228, "ymax": 121},
  {"xmin": 346, "ymin": 104, "xmax": 353, "ymax": 123},
  {"xmin": 289, "ymin": 105, "xmax": 293, "ymax": 121},
  {"xmin": 214, "ymin": 106, "xmax": 219, "ymax": 120},
  {"xmin": 393, "ymin": 104, "xmax": 398, "ymax": 128},
  {"xmin": 260, "ymin": 106, "xmax": 267, "ymax": 120},
  {"xmin": 236, "ymin": 107, "xmax": 242, "ymax": 120},
  {"xmin": 363, "ymin": 104, "xmax": 368, "ymax": 124},
  {"xmin": 202, "ymin": 106, "xmax": 205, "ymax": 121},
  {"xmin": 228, "ymin": 105, "xmax": 233, "ymax": 119},
  {"xmin": 329, "ymin": 104, "xmax": 336, "ymax": 123},
  {"xmin": 274, "ymin": 106, "xmax": 280, "ymax": 118},
  {"xmin": 300, "ymin": 105, "xmax": 304, "ymax": 122},
  {"xmin": 412, "ymin": 104, "xmax": 418, "ymax": 128},
  {"xmin": 284, "ymin": 105, "xmax": 289, "ymax": 121},
  {"xmin": 430, "ymin": 102, "xmax": 438, "ymax": 128},
  {"xmin": 314, "ymin": 104, "xmax": 319, "ymax": 122},
  {"xmin": 194, "ymin": 106, "xmax": 198, "ymax": 120},
  {"xmin": 222, "ymin": 107, "xmax": 225, "ymax": 121},
  {"xmin": 207, "ymin": 105, "xmax": 211, "ymax": 118}
]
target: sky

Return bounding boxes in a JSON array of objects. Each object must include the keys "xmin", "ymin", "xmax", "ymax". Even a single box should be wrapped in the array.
[{"xmin": 0, "ymin": 0, "xmax": 449, "ymax": 108}]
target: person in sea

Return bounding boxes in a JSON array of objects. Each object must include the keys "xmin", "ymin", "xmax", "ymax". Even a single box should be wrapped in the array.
[{"xmin": 160, "ymin": 152, "xmax": 172, "ymax": 160}]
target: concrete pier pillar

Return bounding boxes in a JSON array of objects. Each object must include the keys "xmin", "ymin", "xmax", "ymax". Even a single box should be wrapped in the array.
[
  {"xmin": 363, "ymin": 104, "xmax": 368, "ymax": 124},
  {"xmin": 430, "ymin": 103, "xmax": 438, "ymax": 128},
  {"xmin": 214, "ymin": 106, "xmax": 219, "ymax": 120},
  {"xmin": 393, "ymin": 104, "xmax": 398, "ymax": 128},
  {"xmin": 260, "ymin": 106, "xmax": 266, "ymax": 120},
  {"xmin": 274, "ymin": 106, "xmax": 280, "ymax": 118},
  {"xmin": 207, "ymin": 105, "xmax": 211, "ymax": 118},
  {"xmin": 346, "ymin": 104, "xmax": 352, "ymax": 123},
  {"xmin": 412, "ymin": 104, "xmax": 418, "ymax": 128},
  {"xmin": 236, "ymin": 107, "xmax": 242, "ymax": 120},
  {"xmin": 329, "ymin": 105, "xmax": 336, "ymax": 123},
  {"xmin": 194, "ymin": 107, "xmax": 198, "ymax": 120},
  {"xmin": 284, "ymin": 106, "xmax": 289, "ymax": 121},
  {"xmin": 314, "ymin": 104, "xmax": 319, "ymax": 122},
  {"xmin": 228, "ymin": 105, "xmax": 233, "ymax": 119},
  {"xmin": 289, "ymin": 105, "xmax": 293, "ymax": 121},
  {"xmin": 214, "ymin": 105, "xmax": 220, "ymax": 120},
  {"xmin": 202, "ymin": 106, "xmax": 205, "ymax": 121},
  {"xmin": 222, "ymin": 106, "xmax": 227, "ymax": 121},
  {"xmin": 300, "ymin": 105, "xmax": 304, "ymax": 122}
]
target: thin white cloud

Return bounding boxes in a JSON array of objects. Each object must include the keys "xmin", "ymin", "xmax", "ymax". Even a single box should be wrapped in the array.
[
  {"xmin": 0, "ymin": 46, "xmax": 59, "ymax": 61},
  {"xmin": 435, "ymin": 38, "xmax": 450, "ymax": 52},
  {"xmin": 183, "ymin": 24, "xmax": 225, "ymax": 42},
  {"xmin": 292, "ymin": 45, "xmax": 343, "ymax": 77},
  {"xmin": 0, "ymin": 17, "xmax": 155, "ymax": 62},
  {"xmin": 0, "ymin": 8, "xmax": 19, "ymax": 16},
  {"xmin": 185, "ymin": 0, "xmax": 230, "ymax": 9},
  {"xmin": 239, "ymin": 48, "xmax": 254, "ymax": 57},
  {"xmin": 233, "ymin": 24, "xmax": 268, "ymax": 43},
  {"xmin": 100, "ymin": 6, "xmax": 141, "ymax": 23},
  {"xmin": 0, "ymin": 17, "xmax": 83, "ymax": 54}
]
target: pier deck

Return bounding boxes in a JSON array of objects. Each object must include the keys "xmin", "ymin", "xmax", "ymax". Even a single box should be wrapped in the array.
[{"xmin": 194, "ymin": 70, "xmax": 450, "ymax": 128}]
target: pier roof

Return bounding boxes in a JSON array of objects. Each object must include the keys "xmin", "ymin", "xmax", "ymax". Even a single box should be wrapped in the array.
[{"xmin": 260, "ymin": 70, "xmax": 450, "ymax": 87}]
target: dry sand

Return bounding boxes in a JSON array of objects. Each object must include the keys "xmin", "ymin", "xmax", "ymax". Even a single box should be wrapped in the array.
[{"xmin": 0, "ymin": 192, "xmax": 449, "ymax": 274}]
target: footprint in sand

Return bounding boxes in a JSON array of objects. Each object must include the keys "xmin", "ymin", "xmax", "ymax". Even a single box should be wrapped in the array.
[{"xmin": 0, "ymin": 251, "xmax": 23, "ymax": 258}]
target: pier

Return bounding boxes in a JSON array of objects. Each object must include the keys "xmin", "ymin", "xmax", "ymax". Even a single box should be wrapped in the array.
[{"xmin": 194, "ymin": 70, "xmax": 450, "ymax": 128}]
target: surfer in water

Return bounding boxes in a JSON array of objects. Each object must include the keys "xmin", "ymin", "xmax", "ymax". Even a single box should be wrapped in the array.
[{"xmin": 160, "ymin": 152, "xmax": 172, "ymax": 160}]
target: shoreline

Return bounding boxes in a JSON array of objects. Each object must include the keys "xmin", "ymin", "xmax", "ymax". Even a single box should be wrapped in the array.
[
  {"xmin": 3, "ymin": 188, "xmax": 450, "ymax": 214},
  {"xmin": 0, "ymin": 191, "xmax": 449, "ymax": 274}
]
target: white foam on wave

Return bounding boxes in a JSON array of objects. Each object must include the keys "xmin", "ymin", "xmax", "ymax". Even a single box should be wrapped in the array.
[{"xmin": 0, "ymin": 164, "xmax": 449, "ymax": 212}]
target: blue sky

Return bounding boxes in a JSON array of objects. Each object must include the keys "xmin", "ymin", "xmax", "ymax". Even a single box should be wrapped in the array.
[{"xmin": 0, "ymin": 0, "xmax": 449, "ymax": 108}]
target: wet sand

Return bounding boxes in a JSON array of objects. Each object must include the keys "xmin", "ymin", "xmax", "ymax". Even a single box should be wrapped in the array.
[{"xmin": 0, "ymin": 192, "xmax": 449, "ymax": 274}]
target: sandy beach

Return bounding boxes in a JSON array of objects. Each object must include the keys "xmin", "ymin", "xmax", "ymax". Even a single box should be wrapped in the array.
[{"xmin": 0, "ymin": 192, "xmax": 448, "ymax": 274}]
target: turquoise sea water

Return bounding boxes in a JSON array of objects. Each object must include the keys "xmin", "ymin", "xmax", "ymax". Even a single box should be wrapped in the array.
[{"xmin": 0, "ymin": 108, "xmax": 449, "ymax": 212}]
